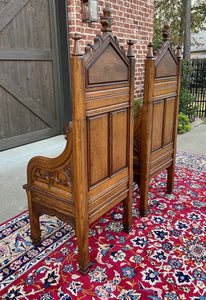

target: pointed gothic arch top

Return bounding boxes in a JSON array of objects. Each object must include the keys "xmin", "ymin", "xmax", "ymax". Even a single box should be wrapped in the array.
[{"xmin": 154, "ymin": 23, "xmax": 181, "ymax": 78}]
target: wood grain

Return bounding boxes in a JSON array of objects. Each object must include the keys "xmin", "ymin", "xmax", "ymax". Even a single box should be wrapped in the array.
[
  {"xmin": 24, "ymin": 6, "xmax": 135, "ymax": 274},
  {"xmin": 133, "ymin": 26, "xmax": 182, "ymax": 216}
]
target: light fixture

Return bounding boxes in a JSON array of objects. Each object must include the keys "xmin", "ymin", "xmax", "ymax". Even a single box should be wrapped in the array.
[{"xmin": 82, "ymin": 0, "xmax": 98, "ymax": 22}]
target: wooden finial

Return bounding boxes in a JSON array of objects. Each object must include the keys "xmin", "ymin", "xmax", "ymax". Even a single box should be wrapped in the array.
[
  {"xmin": 147, "ymin": 42, "xmax": 154, "ymax": 58},
  {"xmin": 177, "ymin": 45, "xmax": 182, "ymax": 58},
  {"xmin": 162, "ymin": 22, "xmax": 171, "ymax": 41},
  {"xmin": 100, "ymin": 5, "xmax": 113, "ymax": 35},
  {"xmin": 72, "ymin": 33, "xmax": 83, "ymax": 56},
  {"xmin": 120, "ymin": 46, "xmax": 126, "ymax": 56},
  {"xmin": 127, "ymin": 40, "xmax": 136, "ymax": 57},
  {"xmin": 113, "ymin": 36, "xmax": 120, "ymax": 47},
  {"xmin": 94, "ymin": 34, "xmax": 102, "ymax": 49}
]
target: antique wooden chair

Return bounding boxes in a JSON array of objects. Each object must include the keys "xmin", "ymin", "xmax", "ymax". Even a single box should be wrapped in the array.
[
  {"xmin": 23, "ymin": 5, "xmax": 135, "ymax": 274},
  {"xmin": 133, "ymin": 24, "xmax": 182, "ymax": 217}
]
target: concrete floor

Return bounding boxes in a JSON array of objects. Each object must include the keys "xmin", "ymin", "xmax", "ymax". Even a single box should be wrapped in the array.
[
  {"xmin": 177, "ymin": 123, "xmax": 206, "ymax": 155},
  {"xmin": 0, "ymin": 124, "xmax": 206, "ymax": 224},
  {"xmin": 0, "ymin": 136, "xmax": 66, "ymax": 224}
]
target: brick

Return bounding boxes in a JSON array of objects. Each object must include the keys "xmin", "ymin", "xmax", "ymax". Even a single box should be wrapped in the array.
[{"xmin": 67, "ymin": 0, "xmax": 154, "ymax": 96}]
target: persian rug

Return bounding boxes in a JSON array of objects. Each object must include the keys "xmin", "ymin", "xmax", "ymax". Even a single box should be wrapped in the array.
[{"xmin": 0, "ymin": 151, "xmax": 206, "ymax": 300}]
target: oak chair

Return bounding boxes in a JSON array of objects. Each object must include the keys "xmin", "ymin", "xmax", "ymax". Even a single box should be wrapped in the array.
[
  {"xmin": 23, "ymin": 5, "xmax": 135, "ymax": 274},
  {"xmin": 133, "ymin": 24, "xmax": 182, "ymax": 217}
]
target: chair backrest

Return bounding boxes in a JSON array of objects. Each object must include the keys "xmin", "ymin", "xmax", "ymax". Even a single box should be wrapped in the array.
[
  {"xmin": 133, "ymin": 23, "xmax": 182, "ymax": 216},
  {"xmin": 135, "ymin": 24, "xmax": 182, "ymax": 179},
  {"xmin": 71, "ymin": 5, "xmax": 135, "ymax": 224}
]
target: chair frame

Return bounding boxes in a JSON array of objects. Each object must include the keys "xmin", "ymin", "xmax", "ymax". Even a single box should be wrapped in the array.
[
  {"xmin": 133, "ymin": 24, "xmax": 182, "ymax": 216},
  {"xmin": 24, "ymin": 5, "xmax": 135, "ymax": 274}
]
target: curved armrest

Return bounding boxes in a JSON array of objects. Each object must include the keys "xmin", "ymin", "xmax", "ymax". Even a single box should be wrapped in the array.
[{"xmin": 26, "ymin": 123, "xmax": 73, "ymax": 186}]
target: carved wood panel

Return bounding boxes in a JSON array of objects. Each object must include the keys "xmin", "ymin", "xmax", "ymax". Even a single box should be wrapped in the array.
[
  {"xmin": 111, "ymin": 109, "xmax": 128, "ymax": 173},
  {"xmin": 87, "ymin": 107, "xmax": 128, "ymax": 188},
  {"xmin": 86, "ymin": 42, "xmax": 129, "ymax": 87},
  {"xmin": 88, "ymin": 114, "xmax": 109, "ymax": 187},
  {"xmin": 151, "ymin": 101, "xmax": 164, "ymax": 152},
  {"xmin": 156, "ymin": 50, "xmax": 177, "ymax": 78},
  {"xmin": 163, "ymin": 97, "xmax": 175, "ymax": 145}
]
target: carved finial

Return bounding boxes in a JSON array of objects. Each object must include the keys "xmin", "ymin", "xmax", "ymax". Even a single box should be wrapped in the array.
[
  {"xmin": 147, "ymin": 42, "xmax": 154, "ymax": 58},
  {"xmin": 162, "ymin": 22, "xmax": 171, "ymax": 41},
  {"xmin": 154, "ymin": 50, "xmax": 158, "ymax": 56},
  {"xmin": 84, "ymin": 44, "xmax": 93, "ymax": 59},
  {"xmin": 72, "ymin": 33, "xmax": 82, "ymax": 56},
  {"xmin": 127, "ymin": 40, "xmax": 136, "ymax": 57},
  {"xmin": 94, "ymin": 34, "xmax": 102, "ymax": 49},
  {"xmin": 85, "ymin": 45, "xmax": 92, "ymax": 54},
  {"xmin": 87, "ymin": 43, "xmax": 94, "ymax": 50},
  {"xmin": 94, "ymin": 34, "xmax": 101, "ymax": 43},
  {"xmin": 113, "ymin": 36, "xmax": 120, "ymax": 47},
  {"xmin": 120, "ymin": 46, "xmax": 126, "ymax": 56},
  {"xmin": 100, "ymin": 5, "xmax": 113, "ymax": 35},
  {"xmin": 177, "ymin": 45, "xmax": 182, "ymax": 58}
]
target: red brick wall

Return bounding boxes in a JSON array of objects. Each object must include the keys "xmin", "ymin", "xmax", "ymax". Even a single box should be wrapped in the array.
[{"xmin": 67, "ymin": 0, "xmax": 154, "ymax": 99}]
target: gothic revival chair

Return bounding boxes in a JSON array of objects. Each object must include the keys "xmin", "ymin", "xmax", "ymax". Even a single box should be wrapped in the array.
[
  {"xmin": 23, "ymin": 5, "xmax": 135, "ymax": 274},
  {"xmin": 133, "ymin": 24, "xmax": 182, "ymax": 217}
]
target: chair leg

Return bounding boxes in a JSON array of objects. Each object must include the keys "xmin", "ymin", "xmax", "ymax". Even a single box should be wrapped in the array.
[
  {"xmin": 167, "ymin": 164, "xmax": 175, "ymax": 194},
  {"xmin": 27, "ymin": 191, "xmax": 41, "ymax": 246},
  {"xmin": 76, "ymin": 223, "xmax": 90, "ymax": 275},
  {"xmin": 139, "ymin": 177, "xmax": 150, "ymax": 217},
  {"xmin": 123, "ymin": 193, "xmax": 132, "ymax": 233},
  {"xmin": 29, "ymin": 211, "xmax": 41, "ymax": 246}
]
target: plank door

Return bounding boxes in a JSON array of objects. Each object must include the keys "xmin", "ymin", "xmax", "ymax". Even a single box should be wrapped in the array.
[{"xmin": 0, "ymin": 0, "xmax": 61, "ymax": 151}]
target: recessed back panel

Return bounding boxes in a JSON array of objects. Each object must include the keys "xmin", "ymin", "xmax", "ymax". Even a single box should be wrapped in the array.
[
  {"xmin": 84, "ymin": 36, "xmax": 130, "ymax": 190},
  {"xmin": 87, "ymin": 44, "xmax": 129, "ymax": 85},
  {"xmin": 111, "ymin": 109, "xmax": 128, "ymax": 173},
  {"xmin": 156, "ymin": 50, "xmax": 177, "ymax": 78},
  {"xmin": 88, "ymin": 114, "xmax": 109, "ymax": 186}
]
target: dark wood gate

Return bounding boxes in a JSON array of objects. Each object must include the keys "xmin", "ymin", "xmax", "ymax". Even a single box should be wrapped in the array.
[{"xmin": 0, "ymin": 0, "xmax": 65, "ymax": 151}]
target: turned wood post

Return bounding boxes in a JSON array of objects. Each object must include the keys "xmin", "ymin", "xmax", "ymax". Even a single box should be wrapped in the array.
[
  {"xmin": 167, "ymin": 45, "xmax": 182, "ymax": 193},
  {"xmin": 70, "ymin": 34, "xmax": 90, "ymax": 274},
  {"xmin": 139, "ymin": 43, "xmax": 155, "ymax": 216},
  {"xmin": 27, "ymin": 190, "xmax": 41, "ymax": 246},
  {"xmin": 123, "ymin": 40, "xmax": 136, "ymax": 232}
]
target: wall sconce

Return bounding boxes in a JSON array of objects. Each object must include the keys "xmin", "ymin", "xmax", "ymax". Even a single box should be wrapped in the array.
[{"xmin": 82, "ymin": 0, "xmax": 98, "ymax": 22}]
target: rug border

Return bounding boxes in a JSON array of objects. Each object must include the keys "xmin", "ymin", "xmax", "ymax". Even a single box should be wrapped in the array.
[
  {"xmin": 177, "ymin": 150, "xmax": 206, "ymax": 158},
  {"xmin": 0, "ymin": 209, "xmax": 28, "ymax": 227}
]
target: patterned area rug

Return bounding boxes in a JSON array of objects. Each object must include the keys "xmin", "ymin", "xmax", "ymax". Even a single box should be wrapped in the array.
[{"xmin": 0, "ymin": 151, "xmax": 206, "ymax": 300}]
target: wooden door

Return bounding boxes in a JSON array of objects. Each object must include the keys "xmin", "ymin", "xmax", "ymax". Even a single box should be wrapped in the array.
[{"xmin": 0, "ymin": 0, "xmax": 61, "ymax": 151}]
